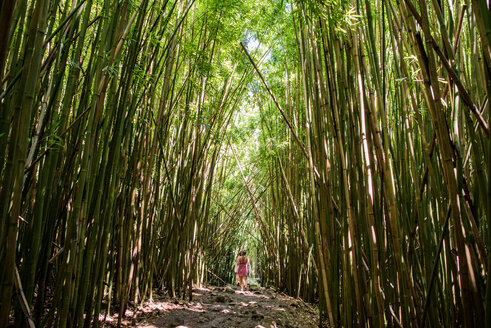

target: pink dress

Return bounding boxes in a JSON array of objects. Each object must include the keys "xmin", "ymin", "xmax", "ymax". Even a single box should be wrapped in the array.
[{"xmin": 237, "ymin": 257, "xmax": 248, "ymax": 277}]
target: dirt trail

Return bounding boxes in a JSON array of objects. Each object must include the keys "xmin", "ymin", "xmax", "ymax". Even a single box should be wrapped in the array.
[{"xmin": 104, "ymin": 285, "xmax": 318, "ymax": 328}]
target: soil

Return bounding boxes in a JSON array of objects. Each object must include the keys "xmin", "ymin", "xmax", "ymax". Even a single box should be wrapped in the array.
[{"xmin": 103, "ymin": 285, "xmax": 318, "ymax": 328}]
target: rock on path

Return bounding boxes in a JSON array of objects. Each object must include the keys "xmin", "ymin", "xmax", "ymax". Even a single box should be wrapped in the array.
[{"xmin": 104, "ymin": 285, "xmax": 318, "ymax": 328}]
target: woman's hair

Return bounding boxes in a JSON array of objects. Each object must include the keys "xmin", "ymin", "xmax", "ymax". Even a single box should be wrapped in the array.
[{"xmin": 241, "ymin": 250, "xmax": 246, "ymax": 256}]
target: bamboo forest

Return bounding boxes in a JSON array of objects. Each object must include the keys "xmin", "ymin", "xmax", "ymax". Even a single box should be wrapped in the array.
[{"xmin": 0, "ymin": 0, "xmax": 490, "ymax": 327}]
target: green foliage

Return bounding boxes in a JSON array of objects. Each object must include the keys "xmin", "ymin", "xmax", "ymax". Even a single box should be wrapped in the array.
[{"xmin": 1, "ymin": 0, "xmax": 488, "ymax": 327}]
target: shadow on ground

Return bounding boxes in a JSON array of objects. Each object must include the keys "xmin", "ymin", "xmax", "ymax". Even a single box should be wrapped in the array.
[{"xmin": 103, "ymin": 285, "xmax": 318, "ymax": 328}]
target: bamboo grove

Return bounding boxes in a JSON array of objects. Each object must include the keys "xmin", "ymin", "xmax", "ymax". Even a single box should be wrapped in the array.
[
  {"xmin": 249, "ymin": 0, "xmax": 491, "ymax": 327},
  {"xmin": 0, "ymin": 0, "xmax": 490, "ymax": 327},
  {"xmin": 0, "ymin": 0, "xmax": 264, "ymax": 326}
]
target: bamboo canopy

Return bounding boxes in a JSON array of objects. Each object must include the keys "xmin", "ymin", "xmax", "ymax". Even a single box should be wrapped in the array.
[{"xmin": 0, "ymin": 0, "xmax": 490, "ymax": 327}]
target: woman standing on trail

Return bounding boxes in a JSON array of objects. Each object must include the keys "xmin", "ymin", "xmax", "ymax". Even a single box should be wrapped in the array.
[{"xmin": 236, "ymin": 250, "xmax": 249, "ymax": 291}]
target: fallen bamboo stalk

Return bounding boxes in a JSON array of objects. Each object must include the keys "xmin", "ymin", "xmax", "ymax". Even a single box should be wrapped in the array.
[{"xmin": 14, "ymin": 265, "xmax": 36, "ymax": 328}]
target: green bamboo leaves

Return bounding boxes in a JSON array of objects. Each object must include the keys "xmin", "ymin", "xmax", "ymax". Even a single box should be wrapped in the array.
[
  {"xmin": 248, "ymin": 0, "xmax": 490, "ymax": 327},
  {"xmin": 0, "ymin": 0, "xmax": 261, "ymax": 327},
  {"xmin": 1, "ymin": 0, "xmax": 490, "ymax": 327}
]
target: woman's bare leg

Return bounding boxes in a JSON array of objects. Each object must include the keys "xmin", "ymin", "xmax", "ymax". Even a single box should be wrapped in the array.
[{"xmin": 240, "ymin": 276, "xmax": 247, "ymax": 291}]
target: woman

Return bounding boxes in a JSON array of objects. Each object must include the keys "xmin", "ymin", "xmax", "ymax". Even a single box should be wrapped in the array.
[{"xmin": 236, "ymin": 250, "xmax": 249, "ymax": 291}]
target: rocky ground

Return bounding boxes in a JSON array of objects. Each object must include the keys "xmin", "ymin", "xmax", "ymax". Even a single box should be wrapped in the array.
[{"xmin": 103, "ymin": 285, "xmax": 318, "ymax": 328}]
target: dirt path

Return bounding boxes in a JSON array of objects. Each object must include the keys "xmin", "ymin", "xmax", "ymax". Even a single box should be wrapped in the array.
[{"xmin": 105, "ymin": 285, "xmax": 318, "ymax": 328}]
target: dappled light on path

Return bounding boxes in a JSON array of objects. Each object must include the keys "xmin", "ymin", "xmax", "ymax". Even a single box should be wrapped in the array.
[{"xmin": 105, "ymin": 285, "xmax": 317, "ymax": 328}]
